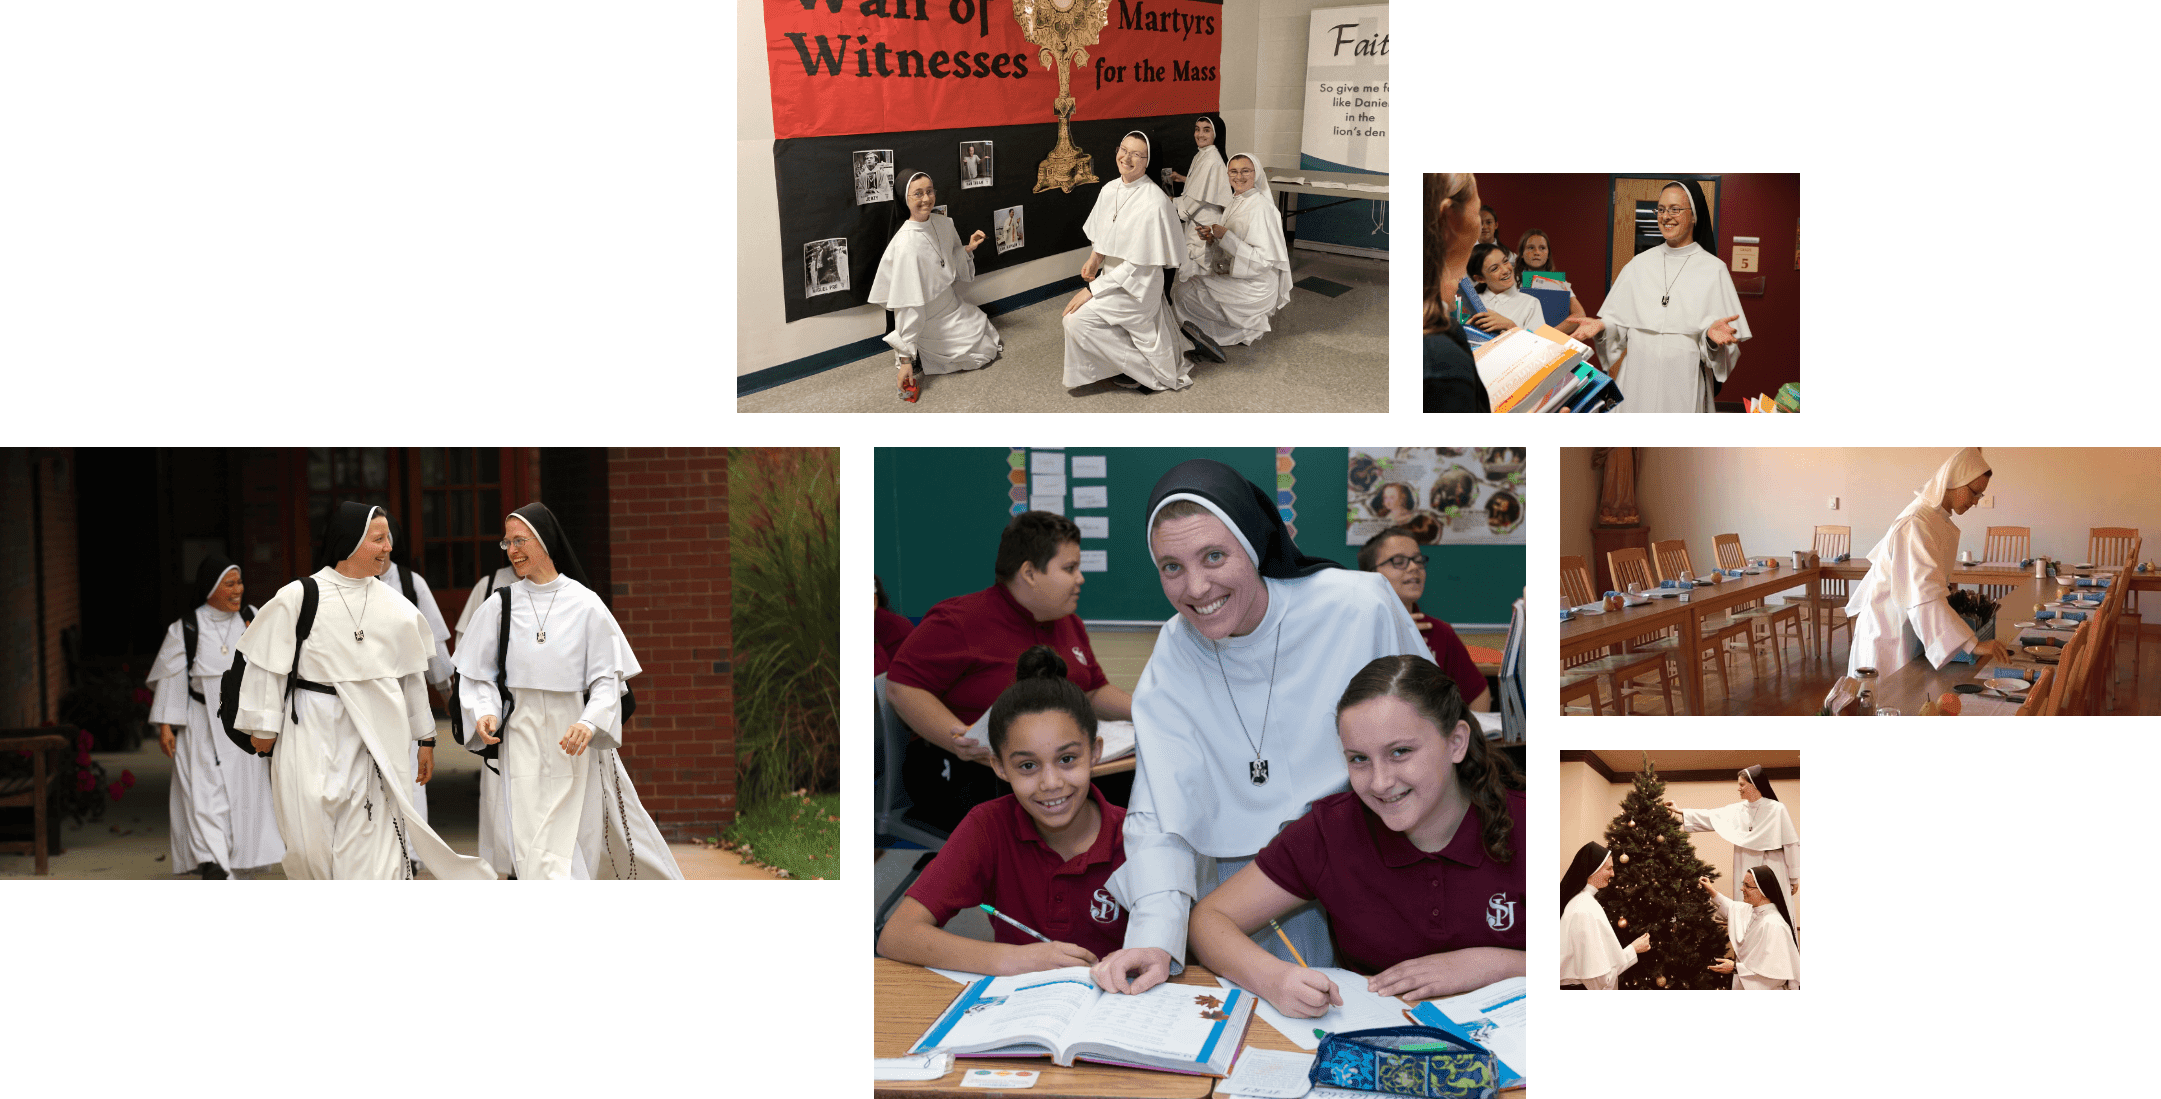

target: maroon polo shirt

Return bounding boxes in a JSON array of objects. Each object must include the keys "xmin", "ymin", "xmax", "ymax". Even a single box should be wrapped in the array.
[
  {"xmin": 906, "ymin": 785, "xmax": 1130, "ymax": 958},
  {"xmin": 886, "ymin": 582, "xmax": 1108, "ymax": 726},
  {"xmin": 1411, "ymin": 606, "xmax": 1488, "ymax": 703},
  {"xmin": 874, "ymin": 606, "xmax": 915, "ymax": 678},
  {"xmin": 1255, "ymin": 789, "xmax": 1526, "ymax": 975}
]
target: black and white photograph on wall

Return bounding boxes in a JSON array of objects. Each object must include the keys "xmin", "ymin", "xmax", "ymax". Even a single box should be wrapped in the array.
[
  {"xmin": 959, "ymin": 140, "xmax": 993, "ymax": 189},
  {"xmin": 853, "ymin": 148, "xmax": 894, "ymax": 205},
  {"xmin": 994, "ymin": 204, "xmax": 1024, "ymax": 255},
  {"xmin": 805, "ymin": 238, "xmax": 850, "ymax": 297}
]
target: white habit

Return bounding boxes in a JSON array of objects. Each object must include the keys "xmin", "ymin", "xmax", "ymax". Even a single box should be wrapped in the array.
[
  {"xmin": 1063, "ymin": 173, "xmax": 1191, "ymax": 391},
  {"xmin": 1595, "ymin": 241, "xmax": 1749, "ymax": 413},
  {"xmin": 1713, "ymin": 868, "xmax": 1801, "ymax": 990},
  {"xmin": 381, "ymin": 561, "xmax": 452, "ymax": 838},
  {"xmin": 1558, "ymin": 884, "xmax": 1636, "ymax": 990},
  {"xmin": 1172, "ymin": 156, "xmax": 1292, "ymax": 347},
  {"xmin": 456, "ymin": 575, "xmax": 683, "ymax": 880},
  {"xmin": 1174, "ymin": 144, "xmax": 1232, "ymax": 223},
  {"xmin": 868, "ymin": 212, "xmax": 1001, "ymax": 374},
  {"xmin": 147, "ymin": 605, "xmax": 284, "ymax": 874},
  {"xmin": 1107, "ymin": 568, "xmax": 1427, "ymax": 971},
  {"xmin": 453, "ymin": 563, "xmax": 520, "ymax": 872},
  {"xmin": 1680, "ymin": 797, "xmax": 1801, "ymax": 927},
  {"xmin": 454, "ymin": 565, "xmax": 520, "ymax": 646},
  {"xmin": 234, "ymin": 568, "xmax": 495, "ymax": 879},
  {"xmin": 1846, "ymin": 447, "xmax": 1991, "ymax": 677}
]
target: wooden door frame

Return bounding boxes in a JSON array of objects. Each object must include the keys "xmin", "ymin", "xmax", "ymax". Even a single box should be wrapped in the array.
[{"xmin": 1606, "ymin": 174, "xmax": 1722, "ymax": 292}]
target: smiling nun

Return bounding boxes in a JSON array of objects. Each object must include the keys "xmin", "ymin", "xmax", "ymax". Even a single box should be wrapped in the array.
[
  {"xmin": 1843, "ymin": 447, "xmax": 2011, "ymax": 678},
  {"xmin": 233, "ymin": 502, "xmax": 494, "ymax": 879},
  {"xmin": 1671, "ymin": 764, "xmax": 1801, "ymax": 927},
  {"xmin": 455, "ymin": 503, "xmax": 682, "ymax": 880},
  {"xmin": 1171, "ymin": 152, "xmax": 1292, "ymax": 349},
  {"xmin": 1701, "ymin": 865, "xmax": 1800, "ymax": 989},
  {"xmin": 1570, "ymin": 179, "xmax": 1748, "ymax": 413},
  {"xmin": 1089, "ymin": 459, "xmax": 1427, "ymax": 996},
  {"xmin": 1558, "ymin": 842, "xmax": 1650, "ymax": 989},
  {"xmin": 868, "ymin": 168, "xmax": 1001, "ymax": 403},
  {"xmin": 1063, "ymin": 131, "xmax": 1201, "ymax": 392}
]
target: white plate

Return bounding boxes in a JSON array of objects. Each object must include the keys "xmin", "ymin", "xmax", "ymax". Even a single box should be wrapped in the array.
[{"xmin": 1984, "ymin": 678, "xmax": 2030, "ymax": 693}]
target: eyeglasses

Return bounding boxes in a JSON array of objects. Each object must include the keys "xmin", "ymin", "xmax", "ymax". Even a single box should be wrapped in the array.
[
  {"xmin": 1655, "ymin": 204, "xmax": 1691, "ymax": 217},
  {"xmin": 1378, "ymin": 554, "xmax": 1426, "ymax": 572},
  {"xmin": 498, "ymin": 537, "xmax": 535, "ymax": 551}
]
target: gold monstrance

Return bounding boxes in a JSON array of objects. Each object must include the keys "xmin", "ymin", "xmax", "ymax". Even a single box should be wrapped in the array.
[{"xmin": 1015, "ymin": 0, "xmax": 1109, "ymax": 193}]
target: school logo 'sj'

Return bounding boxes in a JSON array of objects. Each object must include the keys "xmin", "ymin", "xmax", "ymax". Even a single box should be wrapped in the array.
[
  {"xmin": 1070, "ymin": 646, "xmax": 1089, "ymax": 667},
  {"xmin": 1091, "ymin": 889, "xmax": 1123, "ymax": 924},
  {"xmin": 1486, "ymin": 893, "xmax": 1516, "ymax": 931}
]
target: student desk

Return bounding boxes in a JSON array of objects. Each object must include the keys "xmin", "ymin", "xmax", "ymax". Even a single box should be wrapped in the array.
[
  {"xmin": 1561, "ymin": 566, "xmax": 1823, "ymax": 715},
  {"xmin": 1092, "ymin": 756, "xmax": 1138, "ymax": 777},
  {"xmin": 878, "ymin": 959, "xmax": 1528, "ymax": 1097},
  {"xmin": 1261, "ymin": 165, "xmax": 1388, "ymax": 248}
]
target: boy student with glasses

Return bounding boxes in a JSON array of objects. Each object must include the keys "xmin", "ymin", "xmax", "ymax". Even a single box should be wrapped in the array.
[{"xmin": 1357, "ymin": 527, "xmax": 1490, "ymax": 712}]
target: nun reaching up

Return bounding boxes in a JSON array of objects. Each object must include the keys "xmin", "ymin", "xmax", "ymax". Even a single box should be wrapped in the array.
[
  {"xmin": 1844, "ymin": 447, "xmax": 2010, "ymax": 677},
  {"xmin": 869, "ymin": 168, "xmax": 1001, "ymax": 403},
  {"xmin": 456, "ymin": 503, "xmax": 683, "ymax": 880},
  {"xmin": 1669, "ymin": 765, "xmax": 1800, "ymax": 927},
  {"xmin": 1702, "ymin": 866, "xmax": 1800, "ymax": 989},
  {"xmin": 1558, "ymin": 842, "xmax": 1650, "ymax": 989}
]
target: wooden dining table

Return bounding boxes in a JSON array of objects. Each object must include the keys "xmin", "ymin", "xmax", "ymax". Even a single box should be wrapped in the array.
[{"xmin": 1560, "ymin": 564, "xmax": 1823, "ymax": 715}]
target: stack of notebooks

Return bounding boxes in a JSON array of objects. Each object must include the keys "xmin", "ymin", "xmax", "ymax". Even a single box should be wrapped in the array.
[{"xmin": 1472, "ymin": 325, "xmax": 1622, "ymax": 413}]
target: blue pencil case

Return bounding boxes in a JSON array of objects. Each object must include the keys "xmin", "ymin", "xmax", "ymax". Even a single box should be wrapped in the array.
[{"xmin": 1310, "ymin": 1026, "xmax": 1497, "ymax": 1099}]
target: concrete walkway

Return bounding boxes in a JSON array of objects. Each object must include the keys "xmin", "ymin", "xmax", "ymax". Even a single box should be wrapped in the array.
[{"xmin": 2, "ymin": 721, "xmax": 775, "ymax": 880}]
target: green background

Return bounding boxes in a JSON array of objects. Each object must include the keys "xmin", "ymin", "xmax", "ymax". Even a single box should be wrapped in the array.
[
  {"xmin": 873, "ymin": 448, "xmax": 1524, "ymax": 626},
  {"xmin": 4, "ymin": 0, "xmax": 2143, "ymax": 1092}
]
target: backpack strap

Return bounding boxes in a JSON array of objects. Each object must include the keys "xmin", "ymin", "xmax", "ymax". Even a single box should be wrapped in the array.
[
  {"xmin": 288, "ymin": 576, "xmax": 319, "ymax": 722},
  {"xmin": 398, "ymin": 562, "xmax": 416, "ymax": 604},
  {"xmin": 179, "ymin": 610, "xmax": 200, "ymax": 699}
]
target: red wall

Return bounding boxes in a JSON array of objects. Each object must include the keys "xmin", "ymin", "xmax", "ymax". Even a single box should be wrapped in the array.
[
  {"xmin": 1471, "ymin": 173, "xmax": 1800, "ymax": 402},
  {"xmin": 608, "ymin": 448, "xmax": 736, "ymax": 839}
]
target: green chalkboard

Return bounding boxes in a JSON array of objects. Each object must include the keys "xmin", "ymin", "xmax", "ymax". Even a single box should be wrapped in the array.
[{"xmin": 874, "ymin": 448, "xmax": 1525, "ymax": 627}]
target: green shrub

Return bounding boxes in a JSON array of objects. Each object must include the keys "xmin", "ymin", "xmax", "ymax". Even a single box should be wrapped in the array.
[{"xmin": 729, "ymin": 448, "xmax": 840, "ymax": 807}]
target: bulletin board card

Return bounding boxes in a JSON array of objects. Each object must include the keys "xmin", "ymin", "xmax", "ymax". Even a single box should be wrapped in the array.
[
  {"xmin": 1346, "ymin": 448, "xmax": 1525, "ymax": 547},
  {"xmin": 874, "ymin": 448, "xmax": 1527, "ymax": 627}
]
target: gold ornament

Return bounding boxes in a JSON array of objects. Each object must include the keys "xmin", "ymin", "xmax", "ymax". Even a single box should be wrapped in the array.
[
  {"xmin": 1655, "ymin": 834, "xmax": 1665, "ymax": 843},
  {"xmin": 1618, "ymin": 853, "xmax": 1629, "ymax": 864},
  {"xmin": 1655, "ymin": 975, "xmax": 1667, "ymax": 988},
  {"xmin": 1616, "ymin": 917, "xmax": 1628, "ymax": 929},
  {"xmin": 1013, "ymin": 0, "xmax": 1109, "ymax": 193}
]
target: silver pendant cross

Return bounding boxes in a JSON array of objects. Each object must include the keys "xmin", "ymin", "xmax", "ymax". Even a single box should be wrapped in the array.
[
  {"xmin": 537, "ymin": 631, "xmax": 547, "ymax": 644},
  {"xmin": 1249, "ymin": 759, "xmax": 1269, "ymax": 785},
  {"xmin": 353, "ymin": 630, "xmax": 365, "ymax": 642}
]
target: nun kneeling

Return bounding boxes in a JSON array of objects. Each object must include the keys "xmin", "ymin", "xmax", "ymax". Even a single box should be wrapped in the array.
[
  {"xmin": 456, "ymin": 503, "xmax": 682, "ymax": 880},
  {"xmin": 1558, "ymin": 842, "xmax": 1650, "ymax": 989},
  {"xmin": 869, "ymin": 169, "xmax": 1001, "ymax": 403},
  {"xmin": 1172, "ymin": 153, "xmax": 1292, "ymax": 349},
  {"xmin": 1702, "ymin": 866, "xmax": 1800, "ymax": 989}
]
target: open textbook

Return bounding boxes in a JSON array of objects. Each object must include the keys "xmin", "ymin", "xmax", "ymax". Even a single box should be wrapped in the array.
[
  {"xmin": 1471, "ymin": 325, "xmax": 1619, "ymax": 413},
  {"xmin": 961, "ymin": 714, "xmax": 1136, "ymax": 765},
  {"xmin": 911, "ymin": 967, "xmax": 1254, "ymax": 1076},
  {"xmin": 1224, "ymin": 969, "xmax": 1526, "ymax": 1089}
]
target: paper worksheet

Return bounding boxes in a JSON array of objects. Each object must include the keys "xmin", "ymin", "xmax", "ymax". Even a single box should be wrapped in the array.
[
  {"xmin": 874, "ymin": 1052, "xmax": 953, "ymax": 1080},
  {"xmin": 1078, "ymin": 550, "xmax": 1107, "ymax": 573},
  {"xmin": 1031, "ymin": 452, "xmax": 1065, "ymax": 474},
  {"xmin": 1220, "ymin": 1048, "xmax": 1315, "ymax": 1097},
  {"xmin": 1220, "ymin": 968, "xmax": 1411, "ymax": 1051},
  {"xmin": 1029, "ymin": 494, "xmax": 1063, "ymax": 515},
  {"xmin": 932, "ymin": 967, "xmax": 990, "ymax": 985},
  {"xmin": 1072, "ymin": 485, "xmax": 1108, "ymax": 509},
  {"xmin": 1421, "ymin": 977, "xmax": 1527, "ymax": 1083},
  {"xmin": 1075, "ymin": 515, "xmax": 1109, "ymax": 539},
  {"xmin": 1032, "ymin": 474, "xmax": 1066, "ymax": 497},
  {"xmin": 1070, "ymin": 455, "xmax": 1106, "ymax": 478}
]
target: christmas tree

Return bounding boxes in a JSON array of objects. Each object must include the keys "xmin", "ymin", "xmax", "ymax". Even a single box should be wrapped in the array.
[{"xmin": 1597, "ymin": 754, "xmax": 1728, "ymax": 989}]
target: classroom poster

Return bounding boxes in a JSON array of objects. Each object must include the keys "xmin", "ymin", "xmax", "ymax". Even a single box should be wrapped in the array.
[
  {"xmin": 1298, "ymin": 4, "xmax": 1387, "ymax": 173},
  {"xmin": 1346, "ymin": 448, "xmax": 1524, "ymax": 546}
]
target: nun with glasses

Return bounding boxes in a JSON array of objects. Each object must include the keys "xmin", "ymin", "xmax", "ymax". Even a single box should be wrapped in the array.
[
  {"xmin": 1842, "ymin": 447, "xmax": 2011, "ymax": 678},
  {"xmin": 234, "ymin": 502, "xmax": 494, "ymax": 879},
  {"xmin": 147, "ymin": 555, "xmax": 284, "ymax": 879},
  {"xmin": 1064, "ymin": 131, "xmax": 1218, "ymax": 393},
  {"xmin": 1558, "ymin": 842, "xmax": 1650, "ymax": 989},
  {"xmin": 1090, "ymin": 459, "xmax": 1427, "ymax": 996},
  {"xmin": 456, "ymin": 503, "xmax": 682, "ymax": 879},
  {"xmin": 868, "ymin": 168, "xmax": 1001, "ymax": 403},
  {"xmin": 1669, "ymin": 765, "xmax": 1801, "ymax": 927},
  {"xmin": 1568, "ymin": 179, "xmax": 1748, "ymax": 412},
  {"xmin": 1172, "ymin": 152, "xmax": 1293, "ymax": 349},
  {"xmin": 1701, "ymin": 866, "xmax": 1800, "ymax": 989}
]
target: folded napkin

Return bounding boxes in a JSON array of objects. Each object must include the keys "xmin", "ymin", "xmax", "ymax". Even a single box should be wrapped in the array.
[
  {"xmin": 2076, "ymin": 577, "xmax": 2111, "ymax": 588},
  {"xmin": 1719, "ymin": 568, "xmax": 1745, "ymax": 578},
  {"xmin": 2017, "ymin": 633, "xmax": 2067, "ymax": 648},
  {"xmin": 1982, "ymin": 666, "xmax": 2034, "ymax": 682},
  {"xmin": 1947, "ymin": 650, "xmax": 1979, "ymax": 664},
  {"xmin": 1559, "ymin": 607, "xmax": 1574, "ymax": 621},
  {"xmin": 1834, "ymin": 553, "xmax": 1851, "ymax": 563}
]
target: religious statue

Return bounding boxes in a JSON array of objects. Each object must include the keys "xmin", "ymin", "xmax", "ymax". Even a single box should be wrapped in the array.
[
  {"xmin": 1014, "ymin": 0, "xmax": 1108, "ymax": 193},
  {"xmin": 1591, "ymin": 447, "xmax": 1641, "ymax": 528}
]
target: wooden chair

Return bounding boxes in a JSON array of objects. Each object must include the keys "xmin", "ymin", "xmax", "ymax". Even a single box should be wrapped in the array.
[
  {"xmin": 2120, "ymin": 538, "xmax": 2143, "ymax": 706},
  {"xmin": 2014, "ymin": 668, "xmax": 2055, "ymax": 716},
  {"xmin": 1650, "ymin": 539, "xmax": 1771, "ymax": 681},
  {"xmin": 2097, "ymin": 569, "xmax": 2129, "ymax": 713},
  {"xmin": 1812, "ymin": 525, "xmax": 1854, "ymax": 657},
  {"xmin": 2091, "ymin": 526, "xmax": 2141, "ymax": 620},
  {"xmin": 0, "ymin": 730, "xmax": 71, "ymax": 876},
  {"xmin": 1981, "ymin": 526, "xmax": 2031, "ymax": 599},
  {"xmin": 1617, "ymin": 544, "xmax": 1746, "ymax": 704},
  {"xmin": 1717, "ymin": 532, "xmax": 1807, "ymax": 674},
  {"xmin": 1561, "ymin": 555, "xmax": 1674, "ymax": 715},
  {"xmin": 2051, "ymin": 627, "xmax": 2092, "ymax": 717}
]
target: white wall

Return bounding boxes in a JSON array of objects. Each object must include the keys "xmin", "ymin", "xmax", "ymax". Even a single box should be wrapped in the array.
[
  {"xmin": 1628, "ymin": 448, "xmax": 2158, "ymax": 571},
  {"xmin": 738, "ymin": 1, "xmax": 1393, "ymax": 375},
  {"xmin": 1559, "ymin": 761, "xmax": 1804, "ymax": 889}
]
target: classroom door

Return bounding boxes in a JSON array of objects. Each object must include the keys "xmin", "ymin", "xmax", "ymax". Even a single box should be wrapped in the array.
[{"xmin": 1607, "ymin": 176, "xmax": 1719, "ymax": 289}]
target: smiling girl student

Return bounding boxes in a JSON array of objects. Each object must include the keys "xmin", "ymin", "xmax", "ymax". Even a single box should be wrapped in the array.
[
  {"xmin": 1188, "ymin": 655, "xmax": 1525, "ymax": 1017},
  {"xmin": 877, "ymin": 646, "xmax": 1129, "ymax": 974}
]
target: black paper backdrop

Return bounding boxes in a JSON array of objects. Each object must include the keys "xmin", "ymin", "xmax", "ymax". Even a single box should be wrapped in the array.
[{"xmin": 774, "ymin": 113, "xmax": 1201, "ymax": 323}]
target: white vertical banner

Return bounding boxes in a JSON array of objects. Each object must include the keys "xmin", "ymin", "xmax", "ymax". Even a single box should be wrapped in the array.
[{"xmin": 1299, "ymin": 5, "xmax": 1389, "ymax": 172}]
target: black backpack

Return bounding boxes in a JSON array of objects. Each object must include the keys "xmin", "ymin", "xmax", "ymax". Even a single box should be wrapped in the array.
[
  {"xmin": 177, "ymin": 603, "xmax": 255, "ymax": 767},
  {"xmin": 449, "ymin": 585, "xmax": 636, "ymax": 771},
  {"xmin": 217, "ymin": 577, "xmax": 319, "ymax": 758}
]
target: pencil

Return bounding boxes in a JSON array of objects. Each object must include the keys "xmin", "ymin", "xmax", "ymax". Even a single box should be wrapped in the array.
[
  {"xmin": 1268, "ymin": 918, "xmax": 1308, "ymax": 967},
  {"xmin": 979, "ymin": 904, "xmax": 1052, "ymax": 943}
]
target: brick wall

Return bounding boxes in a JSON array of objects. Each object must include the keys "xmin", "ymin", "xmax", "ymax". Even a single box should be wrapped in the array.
[
  {"xmin": 0, "ymin": 450, "xmax": 82, "ymax": 727},
  {"xmin": 607, "ymin": 449, "xmax": 734, "ymax": 838}
]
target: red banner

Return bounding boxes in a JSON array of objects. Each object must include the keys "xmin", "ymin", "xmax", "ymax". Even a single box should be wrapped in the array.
[{"xmin": 766, "ymin": 0, "xmax": 1221, "ymax": 140}]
